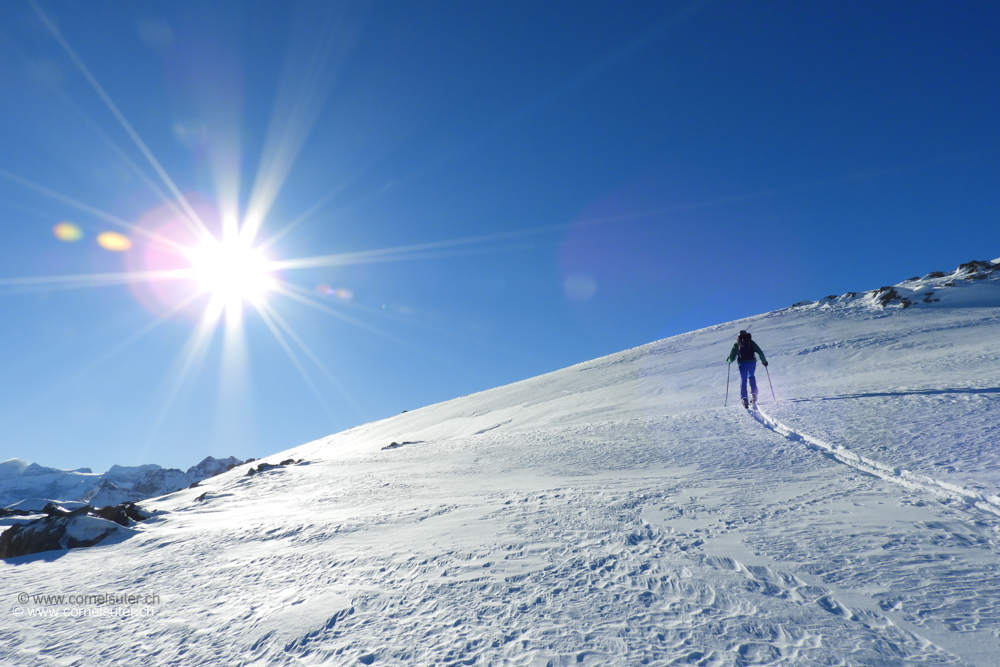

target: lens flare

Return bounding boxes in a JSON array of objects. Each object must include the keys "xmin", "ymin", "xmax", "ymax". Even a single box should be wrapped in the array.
[
  {"xmin": 53, "ymin": 221, "xmax": 83, "ymax": 242},
  {"xmin": 315, "ymin": 284, "xmax": 353, "ymax": 300},
  {"xmin": 97, "ymin": 231, "xmax": 132, "ymax": 251},
  {"xmin": 564, "ymin": 273, "xmax": 597, "ymax": 302}
]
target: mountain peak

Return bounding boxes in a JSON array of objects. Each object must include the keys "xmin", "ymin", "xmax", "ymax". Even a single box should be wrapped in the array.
[{"xmin": 0, "ymin": 459, "xmax": 30, "ymax": 473}]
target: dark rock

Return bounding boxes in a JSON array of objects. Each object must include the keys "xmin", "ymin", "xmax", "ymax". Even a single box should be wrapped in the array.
[
  {"xmin": 244, "ymin": 458, "xmax": 304, "ymax": 477},
  {"xmin": 0, "ymin": 515, "xmax": 113, "ymax": 558},
  {"xmin": 958, "ymin": 260, "xmax": 995, "ymax": 273},
  {"xmin": 42, "ymin": 502, "xmax": 75, "ymax": 518},
  {"xmin": 188, "ymin": 481, "xmax": 200, "ymax": 489},
  {"xmin": 903, "ymin": 277, "xmax": 920, "ymax": 282},
  {"xmin": 0, "ymin": 516, "xmax": 70, "ymax": 558},
  {"xmin": 0, "ymin": 502, "xmax": 149, "ymax": 559},
  {"xmin": 92, "ymin": 505, "xmax": 132, "ymax": 527},
  {"xmin": 876, "ymin": 287, "xmax": 901, "ymax": 307},
  {"xmin": 0, "ymin": 508, "xmax": 34, "ymax": 518},
  {"xmin": 925, "ymin": 271, "xmax": 946, "ymax": 278},
  {"xmin": 382, "ymin": 442, "xmax": 418, "ymax": 451},
  {"xmin": 247, "ymin": 462, "xmax": 277, "ymax": 476}
]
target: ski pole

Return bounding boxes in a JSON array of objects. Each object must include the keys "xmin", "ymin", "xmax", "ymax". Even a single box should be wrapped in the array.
[
  {"xmin": 764, "ymin": 364, "xmax": 775, "ymax": 402},
  {"xmin": 725, "ymin": 363, "xmax": 731, "ymax": 406}
]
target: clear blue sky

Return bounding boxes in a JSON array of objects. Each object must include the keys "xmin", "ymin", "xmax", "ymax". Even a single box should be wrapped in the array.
[{"xmin": 0, "ymin": 0, "xmax": 997, "ymax": 473}]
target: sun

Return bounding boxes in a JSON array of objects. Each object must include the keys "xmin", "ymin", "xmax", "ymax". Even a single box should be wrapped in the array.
[{"xmin": 188, "ymin": 239, "xmax": 276, "ymax": 305}]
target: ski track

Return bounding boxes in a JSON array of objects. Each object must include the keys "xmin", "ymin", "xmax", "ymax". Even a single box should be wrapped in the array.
[
  {"xmin": 749, "ymin": 406, "xmax": 1000, "ymax": 517},
  {"xmin": 733, "ymin": 399, "xmax": 1000, "ymax": 660}
]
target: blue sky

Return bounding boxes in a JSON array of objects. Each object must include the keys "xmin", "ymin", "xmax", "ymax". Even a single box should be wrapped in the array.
[{"xmin": 0, "ymin": 0, "xmax": 997, "ymax": 473}]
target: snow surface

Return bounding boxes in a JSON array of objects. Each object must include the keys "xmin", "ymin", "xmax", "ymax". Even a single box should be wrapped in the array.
[{"xmin": 2, "ymin": 262, "xmax": 1000, "ymax": 665}]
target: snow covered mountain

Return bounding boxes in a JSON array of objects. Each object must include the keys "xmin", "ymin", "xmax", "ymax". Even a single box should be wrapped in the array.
[
  {"xmin": 0, "ymin": 456, "xmax": 244, "ymax": 511},
  {"xmin": 3, "ymin": 259, "xmax": 1000, "ymax": 666}
]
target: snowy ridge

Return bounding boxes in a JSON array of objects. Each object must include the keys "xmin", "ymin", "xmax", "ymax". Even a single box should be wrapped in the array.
[
  {"xmin": 789, "ymin": 258, "xmax": 1000, "ymax": 310},
  {"xmin": 751, "ymin": 407, "xmax": 1000, "ymax": 517}
]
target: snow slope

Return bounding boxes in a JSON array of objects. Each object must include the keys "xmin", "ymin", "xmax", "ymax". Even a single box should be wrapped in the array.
[{"xmin": 2, "ymin": 260, "xmax": 1000, "ymax": 666}]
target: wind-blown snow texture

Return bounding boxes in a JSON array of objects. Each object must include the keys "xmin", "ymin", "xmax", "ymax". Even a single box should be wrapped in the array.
[{"xmin": 3, "ymin": 261, "xmax": 1000, "ymax": 666}]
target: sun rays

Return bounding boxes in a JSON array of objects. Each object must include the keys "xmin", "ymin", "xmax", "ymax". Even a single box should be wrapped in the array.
[
  {"xmin": 2, "ymin": 2, "xmax": 578, "ymax": 449},
  {"xmin": 3, "ymin": 0, "xmax": 545, "ymax": 451},
  {"xmin": 2, "ymin": 3, "xmax": 384, "ymax": 443}
]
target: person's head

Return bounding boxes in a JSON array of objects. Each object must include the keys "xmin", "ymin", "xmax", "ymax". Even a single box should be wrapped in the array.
[{"xmin": 738, "ymin": 330, "xmax": 751, "ymax": 341}]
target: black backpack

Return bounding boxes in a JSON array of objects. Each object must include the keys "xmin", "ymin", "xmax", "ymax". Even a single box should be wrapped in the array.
[{"xmin": 737, "ymin": 332, "xmax": 755, "ymax": 363}]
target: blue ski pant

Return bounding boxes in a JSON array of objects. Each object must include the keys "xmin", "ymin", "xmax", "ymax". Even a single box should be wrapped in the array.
[{"xmin": 739, "ymin": 361, "xmax": 758, "ymax": 399}]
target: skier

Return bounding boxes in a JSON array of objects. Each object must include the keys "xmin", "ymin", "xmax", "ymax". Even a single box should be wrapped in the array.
[{"xmin": 727, "ymin": 330, "xmax": 768, "ymax": 409}]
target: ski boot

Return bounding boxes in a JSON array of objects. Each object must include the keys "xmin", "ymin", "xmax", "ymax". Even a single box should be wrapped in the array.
[
  {"xmin": 752, "ymin": 393, "xmax": 758, "ymax": 408},
  {"xmin": 741, "ymin": 396, "xmax": 749, "ymax": 409}
]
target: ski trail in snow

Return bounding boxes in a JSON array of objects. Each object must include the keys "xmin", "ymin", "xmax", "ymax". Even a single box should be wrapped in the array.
[{"xmin": 750, "ymin": 407, "xmax": 1000, "ymax": 517}]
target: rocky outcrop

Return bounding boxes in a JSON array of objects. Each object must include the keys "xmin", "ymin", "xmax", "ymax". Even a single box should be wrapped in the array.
[
  {"xmin": 873, "ymin": 286, "xmax": 911, "ymax": 308},
  {"xmin": 244, "ymin": 459, "xmax": 303, "ymax": 476},
  {"xmin": 0, "ymin": 507, "xmax": 36, "ymax": 518},
  {"xmin": 0, "ymin": 502, "xmax": 151, "ymax": 559}
]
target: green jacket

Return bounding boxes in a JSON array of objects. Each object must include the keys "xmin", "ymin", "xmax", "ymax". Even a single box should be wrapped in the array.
[{"xmin": 727, "ymin": 340, "xmax": 767, "ymax": 365}]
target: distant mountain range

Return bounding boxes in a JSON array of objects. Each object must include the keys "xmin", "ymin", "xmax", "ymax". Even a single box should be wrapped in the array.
[{"xmin": 0, "ymin": 455, "xmax": 245, "ymax": 510}]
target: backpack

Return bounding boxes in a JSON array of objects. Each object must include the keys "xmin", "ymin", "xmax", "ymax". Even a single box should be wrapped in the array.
[{"xmin": 737, "ymin": 332, "xmax": 755, "ymax": 363}]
